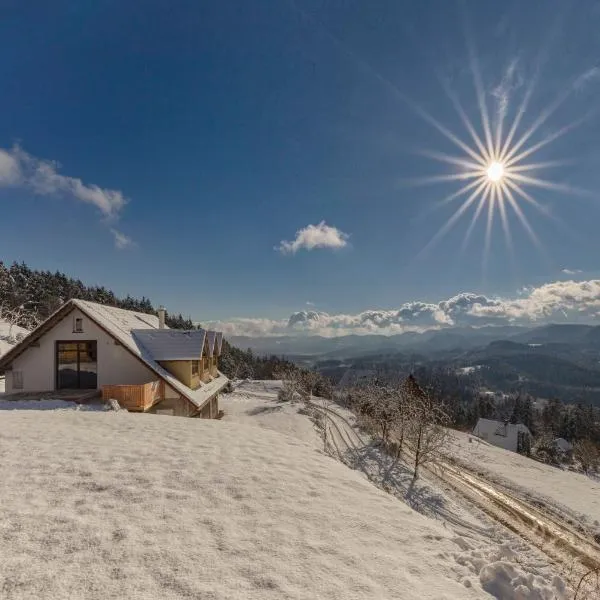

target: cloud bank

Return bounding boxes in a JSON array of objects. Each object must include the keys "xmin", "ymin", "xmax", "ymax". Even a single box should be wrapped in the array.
[
  {"xmin": 276, "ymin": 221, "xmax": 349, "ymax": 254},
  {"xmin": 0, "ymin": 145, "xmax": 131, "ymax": 247},
  {"xmin": 207, "ymin": 279, "xmax": 600, "ymax": 337}
]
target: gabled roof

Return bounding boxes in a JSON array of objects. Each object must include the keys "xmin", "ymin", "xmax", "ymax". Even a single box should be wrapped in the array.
[
  {"xmin": 553, "ymin": 437, "xmax": 574, "ymax": 452},
  {"xmin": 132, "ymin": 329, "xmax": 207, "ymax": 361},
  {"xmin": 206, "ymin": 331, "xmax": 217, "ymax": 357},
  {"xmin": 0, "ymin": 299, "xmax": 228, "ymax": 411},
  {"xmin": 215, "ymin": 332, "xmax": 224, "ymax": 355}
]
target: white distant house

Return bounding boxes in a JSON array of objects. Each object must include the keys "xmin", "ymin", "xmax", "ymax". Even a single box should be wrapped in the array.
[
  {"xmin": 553, "ymin": 437, "xmax": 574, "ymax": 458},
  {"xmin": 473, "ymin": 418, "xmax": 532, "ymax": 454},
  {"xmin": 0, "ymin": 299, "xmax": 228, "ymax": 417}
]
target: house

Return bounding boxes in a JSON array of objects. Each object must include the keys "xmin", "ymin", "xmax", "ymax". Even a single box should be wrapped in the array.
[
  {"xmin": 473, "ymin": 418, "xmax": 532, "ymax": 454},
  {"xmin": 0, "ymin": 299, "xmax": 228, "ymax": 417},
  {"xmin": 553, "ymin": 437, "xmax": 574, "ymax": 459}
]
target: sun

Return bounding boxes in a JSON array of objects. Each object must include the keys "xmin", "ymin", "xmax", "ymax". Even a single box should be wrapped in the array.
[
  {"xmin": 486, "ymin": 161, "xmax": 504, "ymax": 183},
  {"xmin": 407, "ymin": 51, "xmax": 590, "ymax": 269}
]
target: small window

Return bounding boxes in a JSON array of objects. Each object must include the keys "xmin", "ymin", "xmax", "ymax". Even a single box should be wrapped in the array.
[
  {"xmin": 73, "ymin": 317, "xmax": 84, "ymax": 333},
  {"xmin": 13, "ymin": 370, "xmax": 24, "ymax": 390},
  {"xmin": 192, "ymin": 360, "xmax": 199, "ymax": 376}
]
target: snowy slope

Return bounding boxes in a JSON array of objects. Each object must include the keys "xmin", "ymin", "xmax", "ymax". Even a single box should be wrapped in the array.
[
  {"xmin": 0, "ymin": 318, "xmax": 28, "ymax": 395},
  {"xmin": 221, "ymin": 381, "xmax": 571, "ymax": 599},
  {"xmin": 0, "ymin": 318, "xmax": 28, "ymax": 359},
  {"xmin": 445, "ymin": 430, "xmax": 600, "ymax": 531},
  {"xmin": 1, "ymin": 409, "xmax": 491, "ymax": 600}
]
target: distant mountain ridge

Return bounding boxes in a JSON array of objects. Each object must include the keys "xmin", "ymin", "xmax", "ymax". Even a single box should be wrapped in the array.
[
  {"xmin": 231, "ymin": 323, "xmax": 600, "ymax": 404},
  {"xmin": 229, "ymin": 323, "xmax": 600, "ymax": 358}
]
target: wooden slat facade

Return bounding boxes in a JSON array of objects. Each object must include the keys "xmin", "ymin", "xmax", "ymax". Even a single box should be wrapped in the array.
[{"xmin": 102, "ymin": 380, "xmax": 161, "ymax": 411}]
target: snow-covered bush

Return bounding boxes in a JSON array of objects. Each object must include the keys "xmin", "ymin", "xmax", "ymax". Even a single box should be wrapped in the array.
[
  {"xmin": 532, "ymin": 432, "xmax": 561, "ymax": 465},
  {"xmin": 573, "ymin": 439, "xmax": 600, "ymax": 475}
]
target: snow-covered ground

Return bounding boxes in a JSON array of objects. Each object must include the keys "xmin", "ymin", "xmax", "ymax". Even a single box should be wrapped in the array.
[
  {"xmin": 3, "ymin": 409, "xmax": 488, "ymax": 600},
  {"xmin": 0, "ymin": 378, "xmax": 590, "ymax": 599},
  {"xmin": 222, "ymin": 381, "xmax": 571, "ymax": 599},
  {"xmin": 445, "ymin": 430, "xmax": 600, "ymax": 532},
  {"xmin": 0, "ymin": 398, "xmax": 107, "ymax": 411}
]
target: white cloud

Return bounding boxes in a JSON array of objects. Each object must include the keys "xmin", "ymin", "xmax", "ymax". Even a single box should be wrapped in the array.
[
  {"xmin": 276, "ymin": 221, "xmax": 349, "ymax": 255},
  {"xmin": 561, "ymin": 268, "xmax": 582, "ymax": 275},
  {"xmin": 2, "ymin": 145, "xmax": 127, "ymax": 218},
  {"xmin": 0, "ymin": 148, "xmax": 21, "ymax": 185},
  {"xmin": 574, "ymin": 66, "xmax": 600, "ymax": 91},
  {"xmin": 208, "ymin": 279, "xmax": 600, "ymax": 337},
  {"xmin": 110, "ymin": 228, "xmax": 135, "ymax": 250},
  {"xmin": 491, "ymin": 58, "xmax": 522, "ymax": 124},
  {"xmin": 0, "ymin": 144, "xmax": 133, "ymax": 246}
]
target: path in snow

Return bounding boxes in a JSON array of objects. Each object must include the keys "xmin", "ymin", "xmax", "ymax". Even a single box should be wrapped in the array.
[{"xmin": 445, "ymin": 430, "xmax": 600, "ymax": 535}]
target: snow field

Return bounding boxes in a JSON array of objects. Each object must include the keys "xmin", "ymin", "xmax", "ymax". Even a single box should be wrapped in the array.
[
  {"xmin": 222, "ymin": 381, "xmax": 572, "ymax": 599},
  {"xmin": 2, "ymin": 409, "xmax": 486, "ymax": 600}
]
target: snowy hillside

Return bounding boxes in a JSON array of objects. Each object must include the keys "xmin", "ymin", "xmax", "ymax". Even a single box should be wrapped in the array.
[
  {"xmin": 0, "ymin": 318, "xmax": 28, "ymax": 359},
  {"xmin": 2, "ymin": 409, "xmax": 487, "ymax": 600},
  {"xmin": 0, "ymin": 318, "xmax": 29, "ymax": 394},
  {"xmin": 0, "ymin": 380, "xmax": 591, "ymax": 599},
  {"xmin": 221, "ymin": 382, "xmax": 574, "ymax": 599},
  {"xmin": 445, "ymin": 430, "xmax": 600, "ymax": 532}
]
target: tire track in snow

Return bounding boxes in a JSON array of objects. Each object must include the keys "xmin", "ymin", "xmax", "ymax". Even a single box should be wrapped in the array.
[{"xmin": 308, "ymin": 400, "xmax": 600, "ymax": 580}]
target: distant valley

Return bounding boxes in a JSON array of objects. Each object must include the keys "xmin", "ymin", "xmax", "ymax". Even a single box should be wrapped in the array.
[{"xmin": 230, "ymin": 323, "xmax": 600, "ymax": 405}]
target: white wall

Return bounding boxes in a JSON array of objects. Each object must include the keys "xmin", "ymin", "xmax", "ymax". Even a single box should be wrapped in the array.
[
  {"xmin": 6, "ymin": 308, "xmax": 157, "ymax": 393},
  {"xmin": 474, "ymin": 424, "xmax": 518, "ymax": 452}
]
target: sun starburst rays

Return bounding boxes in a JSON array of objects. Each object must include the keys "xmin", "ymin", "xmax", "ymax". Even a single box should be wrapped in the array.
[{"xmin": 411, "ymin": 67, "xmax": 594, "ymax": 271}]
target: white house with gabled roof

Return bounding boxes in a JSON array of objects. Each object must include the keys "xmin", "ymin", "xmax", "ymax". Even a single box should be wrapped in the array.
[
  {"xmin": 0, "ymin": 299, "xmax": 228, "ymax": 418},
  {"xmin": 473, "ymin": 418, "xmax": 532, "ymax": 454}
]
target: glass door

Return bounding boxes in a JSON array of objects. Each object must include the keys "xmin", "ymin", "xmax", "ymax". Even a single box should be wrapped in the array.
[{"xmin": 56, "ymin": 341, "xmax": 98, "ymax": 389}]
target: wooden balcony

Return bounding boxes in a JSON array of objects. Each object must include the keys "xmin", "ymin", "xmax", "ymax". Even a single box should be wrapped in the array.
[{"xmin": 101, "ymin": 380, "xmax": 162, "ymax": 412}]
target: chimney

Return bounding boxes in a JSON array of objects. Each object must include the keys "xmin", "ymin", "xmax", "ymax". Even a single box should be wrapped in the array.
[{"xmin": 158, "ymin": 306, "xmax": 166, "ymax": 329}]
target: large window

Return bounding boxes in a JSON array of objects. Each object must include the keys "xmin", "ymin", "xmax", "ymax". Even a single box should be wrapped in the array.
[
  {"xmin": 56, "ymin": 341, "xmax": 97, "ymax": 389},
  {"xmin": 192, "ymin": 360, "xmax": 199, "ymax": 376}
]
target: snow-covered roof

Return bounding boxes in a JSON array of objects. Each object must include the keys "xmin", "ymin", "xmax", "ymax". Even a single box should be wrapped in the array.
[
  {"xmin": 215, "ymin": 332, "xmax": 223, "ymax": 355},
  {"xmin": 553, "ymin": 438, "xmax": 574, "ymax": 452},
  {"xmin": 132, "ymin": 329, "xmax": 207, "ymax": 361},
  {"xmin": 206, "ymin": 331, "xmax": 217, "ymax": 357},
  {"xmin": 71, "ymin": 301, "xmax": 227, "ymax": 409},
  {"xmin": 0, "ymin": 299, "xmax": 227, "ymax": 411},
  {"xmin": 473, "ymin": 418, "xmax": 531, "ymax": 438}
]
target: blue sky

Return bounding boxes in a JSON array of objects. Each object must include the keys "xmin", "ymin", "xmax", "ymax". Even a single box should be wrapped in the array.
[{"xmin": 1, "ymin": 0, "xmax": 599, "ymax": 332}]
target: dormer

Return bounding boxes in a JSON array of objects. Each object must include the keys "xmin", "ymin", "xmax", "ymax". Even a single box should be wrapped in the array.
[{"xmin": 132, "ymin": 328, "xmax": 209, "ymax": 390}]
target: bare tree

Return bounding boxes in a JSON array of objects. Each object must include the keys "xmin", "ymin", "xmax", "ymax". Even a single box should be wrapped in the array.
[
  {"xmin": 275, "ymin": 367, "xmax": 304, "ymax": 404},
  {"xmin": 574, "ymin": 439, "xmax": 600, "ymax": 475},
  {"xmin": 300, "ymin": 370, "xmax": 321, "ymax": 403},
  {"xmin": 0, "ymin": 303, "xmax": 34, "ymax": 342},
  {"xmin": 532, "ymin": 430, "xmax": 561, "ymax": 465},
  {"xmin": 404, "ymin": 375, "xmax": 450, "ymax": 479},
  {"xmin": 351, "ymin": 379, "xmax": 397, "ymax": 444}
]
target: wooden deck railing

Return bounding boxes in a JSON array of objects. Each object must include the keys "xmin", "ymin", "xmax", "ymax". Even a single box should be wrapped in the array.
[{"xmin": 102, "ymin": 380, "xmax": 161, "ymax": 411}]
